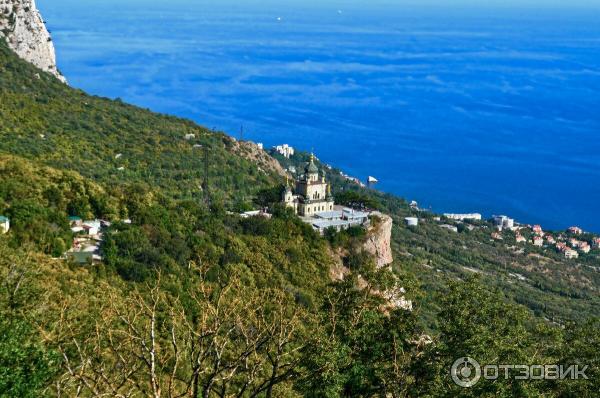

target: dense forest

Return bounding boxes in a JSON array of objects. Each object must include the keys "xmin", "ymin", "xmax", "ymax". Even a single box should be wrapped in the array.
[{"xmin": 1, "ymin": 38, "xmax": 600, "ymax": 397}]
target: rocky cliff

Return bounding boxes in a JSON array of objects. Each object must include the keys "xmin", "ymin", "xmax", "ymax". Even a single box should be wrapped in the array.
[
  {"xmin": 0, "ymin": 0, "xmax": 66, "ymax": 82},
  {"xmin": 363, "ymin": 212, "xmax": 394, "ymax": 268},
  {"xmin": 230, "ymin": 139, "xmax": 289, "ymax": 178}
]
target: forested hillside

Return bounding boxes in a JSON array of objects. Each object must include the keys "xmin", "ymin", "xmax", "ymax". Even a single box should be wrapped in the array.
[
  {"xmin": 1, "ymin": 37, "xmax": 600, "ymax": 397},
  {"xmin": 0, "ymin": 40, "xmax": 279, "ymax": 204}
]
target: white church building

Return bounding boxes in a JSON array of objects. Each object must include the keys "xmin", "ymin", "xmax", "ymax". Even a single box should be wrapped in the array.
[
  {"xmin": 282, "ymin": 154, "xmax": 335, "ymax": 217},
  {"xmin": 282, "ymin": 155, "xmax": 370, "ymax": 234}
]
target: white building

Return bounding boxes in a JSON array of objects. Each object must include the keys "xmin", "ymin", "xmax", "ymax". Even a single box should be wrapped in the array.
[
  {"xmin": 564, "ymin": 249, "xmax": 579, "ymax": 259},
  {"xmin": 493, "ymin": 215, "xmax": 515, "ymax": 231},
  {"xmin": 82, "ymin": 220, "xmax": 101, "ymax": 236},
  {"xmin": 440, "ymin": 224, "xmax": 458, "ymax": 233},
  {"xmin": 444, "ymin": 213, "xmax": 482, "ymax": 221},
  {"xmin": 240, "ymin": 210, "xmax": 271, "ymax": 219},
  {"xmin": 580, "ymin": 243, "xmax": 591, "ymax": 254},
  {"xmin": 568, "ymin": 226, "xmax": 583, "ymax": 235},
  {"xmin": 274, "ymin": 144, "xmax": 295, "ymax": 158},
  {"xmin": 0, "ymin": 216, "xmax": 9, "ymax": 234},
  {"xmin": 405, "ymin": 217, "xmax": 419, "ymax": 227},
  {"xmin": 310, "ymin": 208, "xmax": 370, "ymax": 235}
]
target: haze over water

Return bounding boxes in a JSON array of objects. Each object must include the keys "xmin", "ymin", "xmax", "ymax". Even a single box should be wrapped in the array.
[{"xmin": 39, "ymin": 0, "xmax": 600, "ymax": 232}]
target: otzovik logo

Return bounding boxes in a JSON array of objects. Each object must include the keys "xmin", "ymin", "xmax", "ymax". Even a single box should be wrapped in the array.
[
  {"xmin": 451, "ymin": 357, "xmax": 589, "ymax": 387},
  {"xmin": 451, "ymin": 357, "xmax": 482, "ymax": 387}
]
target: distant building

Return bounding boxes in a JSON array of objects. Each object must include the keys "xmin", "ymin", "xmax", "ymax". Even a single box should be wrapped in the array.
[
  {"xmin": 82, "ymin": 220, "xmax": 101, "ymax": 236},
  {"xmin": 310, "ymin": 208, "xmax": 370, "ymax": 235},
  {"xmin": 491, "ymin": 232, "xmax": 503, "ymax": 241},
  {"xmin": 493, "ymin": 215, "xmax": 515, "ymax": 230},
  {"xmin": 274, "ymin": 144, "xmax": 295, "ymax": 158},
  {"xmin": 580, "ymin": 243, "xmax": 591, "ymax": 254},
  {"xmin": 532, "ymin": 236, "xmax": 544, "ymax": 247},
  {"xmin": 569, "ymin": 238, "xmax": 581, "ymax": 248},
  {"xmin": 564, "ymin": 249, "xmax": 579, "ymax": 259},
  {"xmin": 593, "ymin": 238, "xmax": 600, "ymax": 249},
  {"xmin": 71, "ymin": 226, "xmax": 84, "ymax": 234},
  {"xmin": 281, "ymin": 156, "xmax": 371, "ymax": 234},
  {"xmin": 184, "ymin": 134, "xmax": 196, "ymax": 140},
  {"xmin": 0, "ymin": 216, "xmax": 9, "ymax": 234},
  {"xmin": 256, "ymin": 143, "xmax": 264, "ymax": 150},
  {"xmin": 568, "ymin": 226, "xmax": 583, "ymax": 235},
  {"xmin": 444, "ymin": 213, "xmax": 482, "ymax": 221},
  {"xmin": 240, "ymin": 209, "xmax": 271, "ymax": 219},
  {"xmin": 405, "ymin": 217, "xmax": 419, "ymax": 227},
  {"xmin": 440, "ymin": 224, "xmax": 458, "ymax": 233},
  {"xmin": 282, "ymin": 154, "xmax": 334, "ymax": 217},
  {"xmin": 515, "ymin": 234, "xmax": 526, "ymax": 243}
]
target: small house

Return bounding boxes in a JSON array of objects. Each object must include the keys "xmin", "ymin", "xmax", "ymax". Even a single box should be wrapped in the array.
[
  {"xmin": 0, "ymin": 216, "xmax": 9, "ymax": 234},
  {"xmin": 564, "ymin": 249, "xmax": 579, "ymax": 259},
  {"xmin": 82, "ymin": 220, "xmax": 101, "ymax": 236},
  {"xmin": 568, "ymin": 226, "xmax": 583, "ymax": 235},
  {"xmin": 405, "ymin": 217, "xmax": 419, "ymax": 227},
  {"xmin": 532, "ymin": 236, "xmax": 544, "ymax": 247},
  {"xmin": 440, "ymin": 224, "xmax": 458, "ymax": 233}
]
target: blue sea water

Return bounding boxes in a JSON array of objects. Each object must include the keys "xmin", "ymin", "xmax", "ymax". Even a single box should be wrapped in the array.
[{"xmin": 38, "ymin": 0, "xmax": 600, "ymax": 232}]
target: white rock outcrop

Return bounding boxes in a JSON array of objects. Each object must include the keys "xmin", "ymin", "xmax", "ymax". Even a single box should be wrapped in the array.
[{"xmin": 0, "ymin": 0, "xmax": 66, "ymax": 82}]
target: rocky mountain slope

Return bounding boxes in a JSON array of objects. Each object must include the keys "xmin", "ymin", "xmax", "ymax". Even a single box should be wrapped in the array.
[
  {"xmin": 0, "ymin": 0, "xmax": 65, "ymax": 82},
  {"xmin": 364, "ymin": 212, "xmax": 394, "ymax": 268}
]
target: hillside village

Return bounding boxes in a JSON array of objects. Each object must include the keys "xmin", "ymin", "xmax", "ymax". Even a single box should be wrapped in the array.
[{"xmin": 404, "ymin": 209, "xmax": 600, "ymax": 260}]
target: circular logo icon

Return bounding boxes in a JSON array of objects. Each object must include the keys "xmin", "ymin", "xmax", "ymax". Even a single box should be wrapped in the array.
[{"xmin": 451, "ymin": 357, "xmax": 481, "ymax": 388}]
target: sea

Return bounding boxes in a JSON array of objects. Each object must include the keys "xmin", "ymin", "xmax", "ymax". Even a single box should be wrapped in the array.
[{"xmin": 38, "ymin": 0, "xmax": 600, "ymax": 232}]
